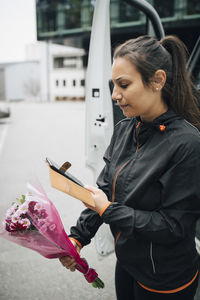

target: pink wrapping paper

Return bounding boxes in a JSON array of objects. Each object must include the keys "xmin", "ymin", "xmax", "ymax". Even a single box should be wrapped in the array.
[{"xmin": 0, "ymin": 180, "xmax": 104, "ymax": 287}]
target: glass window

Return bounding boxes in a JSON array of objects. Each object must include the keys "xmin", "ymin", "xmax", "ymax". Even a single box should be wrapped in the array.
[
  {"xmin": 54, "ymin": 57, "xmax": 64, "ymax": 68},
  {"xmin": 63, "ymin": 80, "xmax": 66, "ymax": 86},
  {"xmin": 38, "ymin": 5, "xmax": 57, "ymax": 32},
  {"xmin": 187, "ymin": 0, "xmax": 200, "ymax": 15},
  {"xmin": 54, "ymin": 57, "xmax": 78, "ymax": 69},
  {"xmin": 56, "ymin": 80, "xmax": 59, "ymax": 87},
  {"xmin": 80, "ymin": 79, "xmax": 85, "ymax": 87},
  {"xmin": 153, "ymin": 0, "xmax": 175, "ymax": 18},
  {"xmin": 37, "ymin": 0, "xmax": 83, "ymax": 33},
  {"xmin": 80, "ymin": 0, "xmax": 95, "ymax": 28},
  {"xmin": 118, "ymin": 0, "xmax": 140, "ymax": 22},
  {"xmin": 62, "ymin": 1, "xmax": 81, "ymax": 30},
  {"xmin": 63, "ymin": 57, "xmax": 77, "ymax": 68},
  {"xmin": 73, "ymin": 79, "xmax": 76, "ymax": 87}
]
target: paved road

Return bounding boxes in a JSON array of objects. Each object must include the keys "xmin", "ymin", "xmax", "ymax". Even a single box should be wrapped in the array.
[{"xmin": 0, "ymin": 102, "xmax": 116, "ymax": 300}]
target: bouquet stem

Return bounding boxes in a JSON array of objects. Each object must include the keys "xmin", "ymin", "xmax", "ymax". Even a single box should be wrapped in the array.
[
  {"xmin": 75, "ymin": 258, "xmax": 104, "ymax": 289},
  {"xmin": 92, "ymin": 277, "xmax": 105, "ymax": 289}
]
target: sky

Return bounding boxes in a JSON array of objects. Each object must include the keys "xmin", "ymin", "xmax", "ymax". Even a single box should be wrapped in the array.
[{"xmin": 0, "ymin": 0, "xmax": 37, "ymax": 63}]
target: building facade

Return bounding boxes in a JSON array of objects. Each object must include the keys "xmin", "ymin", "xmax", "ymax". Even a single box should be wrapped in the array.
[
  {"xmin": 36, "ymin": 0, "xmax": 200, "ymax": 55},
  {"xmin": 0, "ymin": 42, "xmax": 85, "ymax": 102},
  {"xmin": 36, "ymin": 42, "xmax": 86, "ymax": 102},
  {"xmin": 49, "ymin": 46, "xmax": 85, "ymax": 101}
]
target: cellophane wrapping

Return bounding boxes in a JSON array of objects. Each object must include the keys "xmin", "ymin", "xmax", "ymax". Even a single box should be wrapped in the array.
[{"xmin": 0, "ymin": 180, "xmax": 104, "ymax": 288}]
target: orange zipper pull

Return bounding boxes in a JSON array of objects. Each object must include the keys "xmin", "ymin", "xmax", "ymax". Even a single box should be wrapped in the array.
[{"xmin": 159, "ymin": 124, "xmax": 166, "ymax": 132}]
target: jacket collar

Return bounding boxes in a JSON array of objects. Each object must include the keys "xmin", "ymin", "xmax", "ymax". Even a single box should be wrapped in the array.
[
  {"xmin": 134, "ymin": 109, "xmax": 182, "ymax": 146},
  {"xmin": 136, "ymin": 109, "xmax": 182, "ymax": 129}
]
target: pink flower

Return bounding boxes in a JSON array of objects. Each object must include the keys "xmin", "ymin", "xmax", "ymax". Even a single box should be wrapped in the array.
[
  {"xmin": 35, "ymin": 208, "xmax": 48, "ymax": 219},
  {"xmin": 6, "ymin": 203, "xmax": 18, "ymax": 218},
  {"xmin": 35, "ymin": 203, "xmax": 42, "ymax": 211},
  {"xmin": 11, "ymin": 215, "xmax": 20, "ymax": 223},
  {"xmin": 11, "ymin": 210, "xmax": 22, "ymax": 222},
  {"xmin": 19, "ymin": 203, "xmax": 28, "ymax": 214},
  {"xmin": 20, "ymin": 218, "xmax": 31, "ymax": 229},
  {"xmin": 28, "ymin": 201, "xmax": 48, "ymax": 219}
]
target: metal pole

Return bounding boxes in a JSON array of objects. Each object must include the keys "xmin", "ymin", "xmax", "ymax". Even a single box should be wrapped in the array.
[{"xmin": 124, "ymin": 0, "xmax": 165, "ymax": 39}]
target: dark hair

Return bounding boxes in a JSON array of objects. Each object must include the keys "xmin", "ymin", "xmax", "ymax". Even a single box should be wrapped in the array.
[{"xmin": 113, "ymin": 35, "xmax": 200, "ymax": 130}]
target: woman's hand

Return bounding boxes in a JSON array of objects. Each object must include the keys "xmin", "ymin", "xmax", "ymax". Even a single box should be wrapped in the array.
[
  {"xmin": 59, "ymin": 239, "xmax": 81, "ymax": 272},
  {"xmin": 84, "ymin": 185, "xmax": 110, "ymax": 214}
]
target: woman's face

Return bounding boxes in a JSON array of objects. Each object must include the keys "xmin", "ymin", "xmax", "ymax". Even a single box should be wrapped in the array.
[{"xmin": 111, "ymin": 57, "xmax": 166, "ymax": 121}]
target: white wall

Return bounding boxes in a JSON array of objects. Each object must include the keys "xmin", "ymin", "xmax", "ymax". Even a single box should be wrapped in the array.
[
  {"xmin": 5, "ymin": 61, "xmax": 40, "ymax": 101},
  {"xmin": 50, "ymin": 68, "xmax": 85, "ymax": 101},
  {"xmin": 39, "ymin": 42, "xmax": 50, "ymax": 102}
]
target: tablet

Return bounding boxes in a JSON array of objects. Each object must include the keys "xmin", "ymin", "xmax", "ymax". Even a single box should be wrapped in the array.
[{"xmin": 46, "ymin": 157, "xmax": 84, "ymax": 187}]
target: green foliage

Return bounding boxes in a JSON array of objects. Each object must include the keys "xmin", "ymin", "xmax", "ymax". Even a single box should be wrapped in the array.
[{"xmin": 15, "ymin": 194, "xmax": 26, "ymax": 205}]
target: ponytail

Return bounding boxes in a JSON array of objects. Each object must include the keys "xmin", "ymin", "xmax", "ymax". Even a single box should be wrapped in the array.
[
  {"xmin": 160, "ymin": 36, "xmax": 200, "ymax": 130},
  {"xmin": 114, "ymin": 35, "xmax": 200, "ymax": 130}
]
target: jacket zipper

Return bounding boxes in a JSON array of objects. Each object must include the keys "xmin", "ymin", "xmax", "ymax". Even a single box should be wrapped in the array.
[
  {"xmin": 112, "ymin": 160, "xmax": 130, "ymax": 245},
  {"xmin": 115, "ymin": 232, "xmax": 121, "ymax": 245},
  {"xmin": 111, "ymin": 160, "xmax": 131, "ymax": 202},
  {"xmin": 137, "ymin": 123, "xmax": 156, "ymax": 273},
  {"xmin": 113, "ymin": 121, "xmax": 141, "ymax": 245},
  {"xmin": 150, "ymin": 242, "xmax": 156, "ymax": 273},
  {"xmin": 135, "ymin": 121, "xmax": 141, "ymax": 152}
]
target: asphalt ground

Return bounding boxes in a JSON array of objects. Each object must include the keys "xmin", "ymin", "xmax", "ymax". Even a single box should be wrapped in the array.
[{"xmin": 0, "ymin": 101, "xmax": 116, "ymax": 300}]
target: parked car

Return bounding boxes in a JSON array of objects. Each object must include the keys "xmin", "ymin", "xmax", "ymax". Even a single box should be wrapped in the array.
[{"xmin": 0, "ymin": 101, "xmax": 10, "ymax": 118}]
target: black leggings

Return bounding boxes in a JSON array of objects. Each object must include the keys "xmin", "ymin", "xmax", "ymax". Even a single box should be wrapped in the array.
[{"xmin": 115, "ymin": 261, "xmax": 198, "ymax": 300}]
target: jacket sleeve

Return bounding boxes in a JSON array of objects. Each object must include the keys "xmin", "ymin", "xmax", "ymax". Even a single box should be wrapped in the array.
[
  {"xmin": 70, "ymin": 136, "xmax": 115, "ymax": 247},
  {"xmin": 101, "ymin": 135, "xmax": 200, "ymax": 245},
  {"xmin": 69, "ymin": 209, "xmax": 103, "ymax": 247}
]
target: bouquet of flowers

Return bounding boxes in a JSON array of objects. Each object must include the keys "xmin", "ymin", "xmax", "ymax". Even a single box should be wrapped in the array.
[{"xmin": 0, "ymin": 180, "xmax": 104, "ymax": 289}]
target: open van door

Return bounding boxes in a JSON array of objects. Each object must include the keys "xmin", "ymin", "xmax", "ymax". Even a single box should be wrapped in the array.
[
  {"xmin": 187, "ymin": 35, "xmax": 200, "ymax": 94},
  {"xmin": 85, "ymin": 0, "xmax": 114, "ymax": 256},
  {"xmin": 85, "ymin": 0, "xmax": 113, "ymax": 183},
  {"xmin": 85, "ymin": 0, "xmax": 165, "ymax": 256},
  {"xmin": 187, "ymin": 35, "xmax": 200, "ymax": 300},
  {"xmin": 188, "ymin": 35, "xmax": 200, "ymax": 254}
]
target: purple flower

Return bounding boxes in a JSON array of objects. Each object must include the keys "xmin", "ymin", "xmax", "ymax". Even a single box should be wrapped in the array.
[
  {"xmin": 34, "ymin": 203, "xmax": 42, "ymax": 211},
  {"xmin": 28, "ymin": 201, "xmax": 37, "ymax": 213},
  {"xmin": 39, "ymin": 209, "xmax": 48, "ymax": 219}
]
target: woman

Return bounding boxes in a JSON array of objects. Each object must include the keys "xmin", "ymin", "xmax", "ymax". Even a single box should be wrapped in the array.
[{"xmin": 60, "ymin": 35, "xmax": 200, "ymax": 299}]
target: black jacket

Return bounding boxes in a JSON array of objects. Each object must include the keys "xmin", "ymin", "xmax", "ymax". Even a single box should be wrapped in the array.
[{"xmin": 70, "ymin": 109, "xmax": 200, "ymax": 290}]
